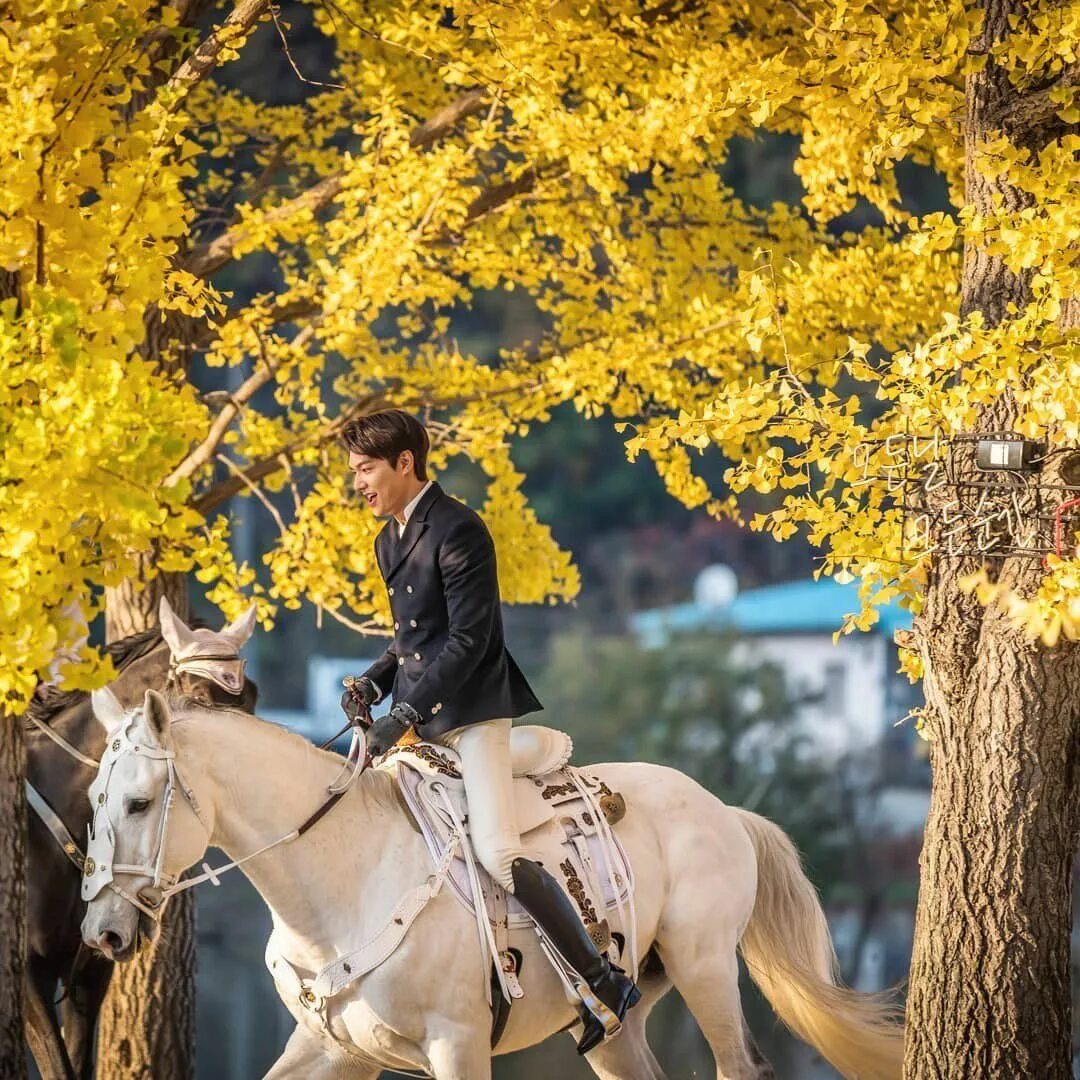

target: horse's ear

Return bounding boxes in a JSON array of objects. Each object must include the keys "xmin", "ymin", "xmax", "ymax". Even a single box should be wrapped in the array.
[
  {"xmin": 142, "ymin": 689, "xmax": 173, "ymax": 748},
  {"xmin": 90, "ymin": 686, "xmax": 126, "ymax": 735},
  {"xmin": 219, "ymin": 603, "xmax": 257, "ymax": 651},
  {"xmin": 158, "ymin": 595, "xmax": 195, "ymax": 658}
]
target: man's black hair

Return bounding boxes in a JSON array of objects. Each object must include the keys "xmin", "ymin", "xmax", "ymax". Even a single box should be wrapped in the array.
[{"xmin": 340, "ymin": 409, "xmax": 430, "ymax": 481}]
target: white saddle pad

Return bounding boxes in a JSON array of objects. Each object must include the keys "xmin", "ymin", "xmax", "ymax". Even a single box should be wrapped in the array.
[{"xmin": 376, "ymin": 734, "xmax": 634, "ymax": 941}]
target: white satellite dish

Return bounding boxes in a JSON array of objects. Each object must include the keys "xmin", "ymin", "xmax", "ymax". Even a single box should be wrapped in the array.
[{"xmin": 694, "ymin": 564, "xmax": 738, "ymax": 608}]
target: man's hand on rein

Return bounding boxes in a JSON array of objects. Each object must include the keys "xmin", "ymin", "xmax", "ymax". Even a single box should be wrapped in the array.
[{"xmin": 340, "ymin": 676, "xmax": 379, "ymax": 727}]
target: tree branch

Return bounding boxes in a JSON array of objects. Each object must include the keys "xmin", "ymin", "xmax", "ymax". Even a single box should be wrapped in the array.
[
  {"xmin": 191, "ymin": 294, "xmax": 321, "ymax": 353},
  {"xmin": 190, "ymin": 392, "xmax": 386, "ymax": 516},
  {"xmin": 996, "ymin": 63, "xmax": 1080, "ymax": 142},
  {"xmin": 182, "ymin": 172, "xmax": 345, "ymax": 276},
  {"xmin": 181, "ymin": 87, "xmax": 491, "ymax": 278},
  {"xmin": 165, "ymin": 321, "xmax": 320, "ymax": 488},
  {"xmin": 162, "ymin": 0, "xmax": 273, "ymax": 107},
  {"xmin": 431, "ymin": 165, "xmax": 543, "ymax": 244},
  {"xmin": 409, "ymin": 86, "xmax": 490, "ymax": 149}
]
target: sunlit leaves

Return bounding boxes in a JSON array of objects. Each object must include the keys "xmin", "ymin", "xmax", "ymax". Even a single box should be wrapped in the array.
[{"xmin": 5, "ymin": 0, "xmax": 1078, "ymax": 716}]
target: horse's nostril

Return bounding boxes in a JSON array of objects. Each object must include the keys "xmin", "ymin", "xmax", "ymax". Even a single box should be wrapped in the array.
[{"xmin": 102, "ymin": 929, "xmax": 126, "ymax": 954}]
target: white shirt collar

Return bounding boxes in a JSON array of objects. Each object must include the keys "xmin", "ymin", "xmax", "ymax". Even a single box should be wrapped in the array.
[{"xmin": 398, "ymin": 480, "xmax": 433, "ymax": 535}]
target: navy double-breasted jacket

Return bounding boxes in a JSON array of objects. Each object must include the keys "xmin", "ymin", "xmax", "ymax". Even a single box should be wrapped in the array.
[{"xmin": 360, "ymin": 481, "xmax": 542, "ymax": 737}]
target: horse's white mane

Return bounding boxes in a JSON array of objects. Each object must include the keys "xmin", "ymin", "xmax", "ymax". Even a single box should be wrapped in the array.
[
  {"xmin": 160, "ymin": 695, "xmax": 398, "ymax": 812},
  {"xmin": 164, "ymin": 694, "xmax": 326, "ymax": 756}
]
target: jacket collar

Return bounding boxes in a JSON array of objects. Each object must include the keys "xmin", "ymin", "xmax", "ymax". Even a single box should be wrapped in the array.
[{"xmin": 378, "ymin": 481, "xmax": 443, "ymax": 581}]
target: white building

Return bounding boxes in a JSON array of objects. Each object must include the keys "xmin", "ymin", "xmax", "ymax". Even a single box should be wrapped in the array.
[{"xmin": 630, "ymin": 568, "xmax": 929, "ymax": 833}]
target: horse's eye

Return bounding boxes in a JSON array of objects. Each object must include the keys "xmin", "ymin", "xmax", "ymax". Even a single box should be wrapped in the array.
[{"xmin": 126, "ymin": 798, "xmax": 151, "ymax": 814}]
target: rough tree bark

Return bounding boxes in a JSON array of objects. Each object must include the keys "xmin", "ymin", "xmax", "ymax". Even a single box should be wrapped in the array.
[
  {"xmin": 95, "ymin": 561, "xmax": 196, "ymax": 1080},
  {"xmin": 0, "ymin": 267, "xmax": 26, "ymax": 1080},
  {"xmin": 0, "ymin": 711, "xmax": 25, "ymax": 1080},
  {"xmin": 903, "ymin": 2, "xmax": 1080, "ymax": 1077}
]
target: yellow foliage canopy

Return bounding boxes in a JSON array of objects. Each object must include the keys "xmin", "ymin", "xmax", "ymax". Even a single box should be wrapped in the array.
[{"xmin": 1, "ymin": 0, "xmax": 1077, "ymax": 712}]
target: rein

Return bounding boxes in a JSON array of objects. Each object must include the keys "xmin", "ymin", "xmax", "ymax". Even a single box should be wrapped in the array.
[
  {"xmin": 26, "ymin": 712, "xmax": 100, "ymax": 769},
  {"xmin": 83, "ymin": 704, "xmax": 372, "ymax": 922}
]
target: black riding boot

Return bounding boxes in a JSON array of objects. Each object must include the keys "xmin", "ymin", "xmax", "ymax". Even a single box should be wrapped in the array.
[{"xmin": 510, "ymin": 856, "xmax": 641, "ymax": 1055}]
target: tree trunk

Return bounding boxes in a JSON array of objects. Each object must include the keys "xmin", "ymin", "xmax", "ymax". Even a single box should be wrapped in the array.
[
  {"xmin": 903, "ymin": 2, "xmax": 1080, "ymax": 1076},
  {"xmin": 0, "ymin": 712, "xmax": 26, "ymax": 1080},
  {"xmin": 905, "ymin": 599, "xmax": 1080, "ymax": 1077},
  {"xmin": 0, "ymin": 267, "xmax": 26, "ymax": 1079},
  {"xmin": 95, "ymin": 559, "xmax": 197, "ymax": 1080}
]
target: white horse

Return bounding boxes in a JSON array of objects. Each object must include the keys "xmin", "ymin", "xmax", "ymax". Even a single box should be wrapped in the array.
[{"xmin": 81, "ymin": 688, "xmax": 903, "ymax": 1080}]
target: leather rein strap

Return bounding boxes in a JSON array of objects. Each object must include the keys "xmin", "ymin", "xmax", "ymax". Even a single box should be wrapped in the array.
[
  {"xmin": 26, "ymin": 712, "xmax": 100, "ymax": 769},
  {"xmin": 25, "ymin": 780, "xmax": 86, "ymax": 870},
  {"xmin": 120, "ymin": 712, "xmax": 373, "ymax": 915}
]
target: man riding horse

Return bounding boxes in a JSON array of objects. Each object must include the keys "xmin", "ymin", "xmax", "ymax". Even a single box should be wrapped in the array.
[{"xmin": 339, "ymin": 409, "xmax": 641, "ymax": 1054}]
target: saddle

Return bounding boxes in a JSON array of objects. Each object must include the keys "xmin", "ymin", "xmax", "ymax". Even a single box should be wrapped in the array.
[
  {"xmin": 263, "ymin": 725, "xmax": 638, "ymax": 1055},
  {"xmin": 374, "ymin": 725, "xmax": 636, "ymax": 1042}
]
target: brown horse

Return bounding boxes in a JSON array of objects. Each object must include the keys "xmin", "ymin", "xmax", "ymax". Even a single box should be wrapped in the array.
[{"xmin": 23, "ymin": 598, "xmax": 259, "ymax": 1079}]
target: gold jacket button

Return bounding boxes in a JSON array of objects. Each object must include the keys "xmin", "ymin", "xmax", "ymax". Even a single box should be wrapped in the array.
[
  {"xmin": 398, "ymin": 657, "xmax": 405, "ymax": 666},
  {"xmin": 388, "ymin": 587, "xmax": 395, "ymax": 596},
  {"xmin": 410, "ymin": 619, "xmax": 417, "ymax": 627},
  {"xmin": 414, "ymin": 652, "xmax": 421, "ymax": 660},
  {"xmin": 394, "ymin": 621, "xmax": 400, "ymax": 630},
  {"xmin": 406, "ymin": 585, "xmax": 414, "ymax": 593}
]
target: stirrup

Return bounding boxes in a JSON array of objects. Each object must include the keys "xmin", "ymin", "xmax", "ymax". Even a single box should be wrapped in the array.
[{"xmin": 576, "ymin": 981, "xmax": 623, "ymax": 1041}]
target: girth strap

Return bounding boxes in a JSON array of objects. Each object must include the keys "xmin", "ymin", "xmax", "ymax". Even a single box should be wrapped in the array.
[{"xmin": 25, "ymin": 781, "xmax": 85, "ymax": 870}]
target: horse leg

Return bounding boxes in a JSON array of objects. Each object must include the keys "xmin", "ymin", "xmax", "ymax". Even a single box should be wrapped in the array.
[
  {"xmin": 656, "ymin": 935, "xmax": 767, "ymax": 1080},
  {"xmin": 24, "ymin": 959, "xmax": 76, "ymax": 1080},
  {"xmin": 60, "ymin": 953, "xmax": 113, "ymax": 1079},
  {"xmin": 742, "ymin": 1015, "xmax": 774, "ymax": 1080},
  {"xmin": 577, "ymin": 970, "xmax": 672, "ymax": 1080},
  {"xmin": 424, "ymin": 1022, "xmax": 492, "ymax": 1080},
  {"xmin": 262, "ymin": 1024, "xmax": 380, "ymax": 1079}
]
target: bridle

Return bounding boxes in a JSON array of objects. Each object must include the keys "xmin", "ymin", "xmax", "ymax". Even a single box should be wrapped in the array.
[
  {"xmin": 165, "ymin": 651, "xmax": 247, "ymax": 698},
  {"xmin": 26, "ymin": 647, "xmax": 252, "ymax": 917},
  {"xmin": 82, "ymin": 705, "xmax": 371, "ymax": 923},
  {"xmin": 81, "ymin": 715, "xmax": 211, "ymax": 919}
]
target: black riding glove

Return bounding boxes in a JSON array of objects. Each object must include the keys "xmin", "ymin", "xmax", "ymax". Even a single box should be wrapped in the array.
[
  {"xmin": 367, "ymin": 701, "xmax": 421, "ymax": 757},
  {"xmin": 340, "ymin": 676, "xmax": 379, "ymax": 725}
]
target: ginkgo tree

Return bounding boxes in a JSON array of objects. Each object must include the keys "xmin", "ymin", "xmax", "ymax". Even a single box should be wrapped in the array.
[{"xmin": 2, "ymin": 0, "xmax": 1077, "ymax": 1076}]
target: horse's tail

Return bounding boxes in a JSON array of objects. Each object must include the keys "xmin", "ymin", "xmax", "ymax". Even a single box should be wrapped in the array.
[{"xmin": 734, "ymin": 808, "xmax": 904, "ymax": 1080}]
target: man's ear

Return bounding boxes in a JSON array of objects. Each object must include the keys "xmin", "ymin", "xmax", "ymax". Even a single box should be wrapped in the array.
[
  {"xmin": 90, "ymin": 686, "xmax": 126, "ymax": 736},
  {"xmin": 398, "ymin": 450, "xmax": 413, "ymax": 475},
  {"xmin": 141, "ymin": 689, "xmax": 173, "ymax": 748}
]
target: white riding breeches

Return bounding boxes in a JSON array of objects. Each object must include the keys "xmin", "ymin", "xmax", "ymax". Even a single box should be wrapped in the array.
[{"xmin": 430, "ymin": 717, "xmax": 524, "ymax": 892}]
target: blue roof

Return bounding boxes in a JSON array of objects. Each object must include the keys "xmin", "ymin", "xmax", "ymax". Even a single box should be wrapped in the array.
[{"xmin": 630, "ymin": 577, "xmax": 912, "ymax": 643}]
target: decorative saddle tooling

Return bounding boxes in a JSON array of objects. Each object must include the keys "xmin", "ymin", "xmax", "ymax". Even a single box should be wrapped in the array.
[
  {"xmin": 380, "ymin": 728, "xmax": 635, "ymax": 1008},
  {"xmin": 265, "ymin": 725, "xmax": 638, "ymax": 1054}
]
